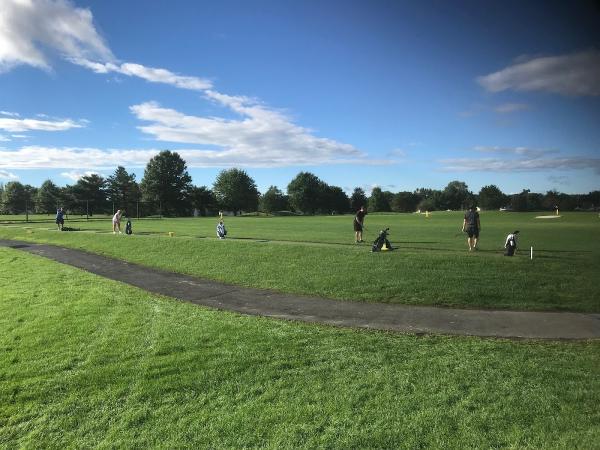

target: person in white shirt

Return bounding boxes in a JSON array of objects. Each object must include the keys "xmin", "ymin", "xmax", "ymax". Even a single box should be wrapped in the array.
[
  {"xmin": 112, "ymin": 209, "xmax": 124, "ymax": 234},
  {"xmin": 504, "ymin": 230, "xmax": 519, "ymax": 256}
]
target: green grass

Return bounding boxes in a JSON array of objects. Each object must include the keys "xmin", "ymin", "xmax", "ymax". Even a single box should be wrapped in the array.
[
  {"xmin": 1, "ymin": 211, "xmax": 599, "ymax": 312},
  {"xmin": 1, "ymin": 248, "xmax": 599, "ymax": 448}
]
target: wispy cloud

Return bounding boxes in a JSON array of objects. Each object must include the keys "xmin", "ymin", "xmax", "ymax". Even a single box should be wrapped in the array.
[
  {"xmin": 0, "ymin": 169, "xmax": 19, "ymax": 180},
  {"xmin": 494, "ymin": 103, "xmax": 529, "ymax": 114},
  {"xmin": 129, "ymin": 99, "xmax": 383, "ymax": 167},
  {"xmin": 0, "ymin": 134, "xmax": 10, "ymax": 142},
  {"xmin": 0, "ymin": 111, "xmax": 20, "ymax": 117},
  {"xmin": 0, "ymin": 0, "xmax": 114, "ymax": 72},
  {"xmin": 548, "ymin": 175, "xmax": 571, "ymax": 186},
  {"xmin": 0, "ymin": 143, "xmax": 389, "ymax": 170},
  {"xmin": 439, "ymin": 145, "xmax": 599, "ymax": 173},
  {"xmin": 0, "ymin": 116, "xmax": 85, "ymax": 132},
  {"xmin": 387, "ymin": 148, "xmax": 408, "ymax": 157},
  {"xmin": 473, "ymin": 146, "xmax": 559, "ymax": 158},
  {"xmin": 477, "ymin": 50, "xmax": 600, "ymax": 96},
  {"xmin": 72, "ymin": 59, "xmax": 213, "ymax": 91},
  {"xmin": 439, "ymin": 157, "xmax": 600, "ymax": 174}
]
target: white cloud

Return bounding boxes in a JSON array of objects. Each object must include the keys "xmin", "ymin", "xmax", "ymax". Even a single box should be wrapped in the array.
[
  {"xmin": 494, "ymin": 103, "xmax": 529, "ymax": 114},
  {"xmin": 129, "ymin": 98, "xmax": 383, "ymax": 167},
  {"xmin": 477, "ymin": 50, "xmax": 600, "ymax": 96},
  {"xmin": 0, "ymin": 142, "xmax": 389, "ymax": 170},
  {"xmin": 0, "ymin": 146, "xmax": 157, "ymax": 169},
  {"xmin": 438, "ymin": 157, "xmax": 600, "ymax": 173},
  {"xmin": 60, "ymin": 170, "xmax": 103, "ymax": 182},
  {"xmin": 0, "ymin": 0, "xmax": 114, "ymax": 72},
  {"xmin": 473, "ymin": 146, "xmax": 559, "ymax": 158},
  {"xmin": 0, "ymin": 134, "xmax": 10, "ymax": 142},
  {"xmin": 72, "ymin": 59, "xmax": 213, "ymax": 91},
  {"xmin": 0, "ymin": 0, "xmax": 376, "ymax": 170},
  {"xmin": 387, "ymin": 148, "xmax": 407, "ymax": 157},
  {"xmin": 0, "ymin": 111, "xmax": 20, "ymax": 117},
  {"xmin": 0, "ymin": 169, "xmax": 19, "ymax": 180},
  {"xmin": 0, "ymin": 116, "xmax": 85, "ymax": 132}
]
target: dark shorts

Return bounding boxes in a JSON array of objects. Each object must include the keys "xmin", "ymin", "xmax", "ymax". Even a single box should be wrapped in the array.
[
  {"xmin": 466, "ymin": 227, "xmax": 479, "ymax": 238},
  {"xmin": 56, "ymin": 218, "xmax": 64, "ymax": 225},
  {"xmin": 354, "ymin": 221, "xmax": 363, "ymax": 232}
]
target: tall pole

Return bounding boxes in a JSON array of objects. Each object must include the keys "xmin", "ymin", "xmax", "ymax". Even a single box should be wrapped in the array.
[
  {"xmin": 136, "ymin": 200, "xmax": 139, "ymax": 220},
  {"xmin": 25, "ymin": 198, "xmax": 29, "ymax": 223},
  {"xmin": 86, "ymin": 200, "xmax": 89, "ymax": 221}
]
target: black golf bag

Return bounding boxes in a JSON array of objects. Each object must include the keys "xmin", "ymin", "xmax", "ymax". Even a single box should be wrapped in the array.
[
  {"xmin": 125, "ymin": 219, "xmax": 132, "ymax": 235},
  {"xmin": 371, "ymin": 228, "xmax": 393, "ymax": 252}
]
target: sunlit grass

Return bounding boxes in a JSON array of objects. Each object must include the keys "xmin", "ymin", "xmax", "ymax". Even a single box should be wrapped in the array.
[{"xmin": 1, "ymin": 248, "xmax": 598, "ymax": 448}]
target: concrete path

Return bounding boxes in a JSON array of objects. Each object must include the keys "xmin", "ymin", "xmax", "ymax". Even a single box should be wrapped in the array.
[{"xmin": 2, "ymin": 239, "xmax": 599, "ymax": 340}]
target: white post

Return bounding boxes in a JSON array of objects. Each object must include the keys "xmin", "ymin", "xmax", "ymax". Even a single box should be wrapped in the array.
[{"xmin": 530, "ymin": 246, "xmax": 533, "ymax": 260}]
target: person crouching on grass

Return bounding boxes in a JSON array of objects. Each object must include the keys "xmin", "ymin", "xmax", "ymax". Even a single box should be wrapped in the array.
[
  {"xmin": 504, "ymin": 230, "xmax": 519, "ymax": 256},
  {"xmin": 112, "ymin": 209, "xmax": 124, "ymax": 234},
  {"xmin": 217, "ymin": 220, "xmax": 227, "ymax": 239},
  {"xmin": 462, "ymin": 205, "xmax": 480, "ymax": 251}
]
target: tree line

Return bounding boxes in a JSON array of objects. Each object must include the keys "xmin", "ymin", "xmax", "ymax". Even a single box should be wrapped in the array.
[{"xmin": 1, "ymin": 150, "xmax": 599, "ymax": 215}]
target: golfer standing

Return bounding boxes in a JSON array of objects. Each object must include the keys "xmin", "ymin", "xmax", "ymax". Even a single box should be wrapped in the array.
[
  {"xmin": 462, "ymin": 205, "xmax": 480, "ymax": 251},
  {"xmin": 56, "ymin": 207, "xmax": 65, "ymax": 231},
  {"xmin": 112, "ymin": 209, "xmax": 124, "ymax": 234},
  {"xmin": 354, "ymin": 206, "xmax": 367, "ymax": 243}
]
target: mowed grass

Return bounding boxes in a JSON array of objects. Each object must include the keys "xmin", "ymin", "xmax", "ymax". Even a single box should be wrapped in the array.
[
  {"xmin": 1, "ymin": 211, "xmax": 599, "ymax": 312},
  {"xmin": 1, "ymin": 248, "xmax": 599, "ymax": 448}
]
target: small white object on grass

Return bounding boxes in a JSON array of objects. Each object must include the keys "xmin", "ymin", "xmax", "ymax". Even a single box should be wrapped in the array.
[{"xmin": 530, "ymin": 246, "xmax": 533, "ymax": 260}]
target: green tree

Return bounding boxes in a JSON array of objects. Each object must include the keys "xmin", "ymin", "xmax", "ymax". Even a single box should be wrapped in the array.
[
  {"xmin": 189, "ymin": 186, "xmax": 216, "ymax": 216},
  {"xmin": 35, "ymin": 179, "xmax": 61, "ymax": 214},
  {"xmin": 213, "ymin": 168, "xmax": 259, "ymax": 215},
  {"xmin": 368, "ymin": 187, "xmax": 391, "ymax": 212},
  {"xmin": 259, "ymin": 186, "xmax": 289, "ymax": 214},
  {"xmin": 71, "ymin": 174, "xmax": 108, "ymax": 215},
  {"xmin": 322, "ymin": 185, "xmax": 349, "ymax": 214},
  {"xmin": 350, "ymin": 187, "xmax": 367, "ymax": 211},
  {"xmin": 391, "ymin": 191, "xmax": 419, "ymax": 212},
  {"xmin": 107, "ymin": 166, "xmax": 140, "ymax": 211},
  {"xmin": 478, "ymin": 185, "xmax": 507, "ymax": 210},
  {"xmin": 1, "ymin": 181, "xmax": 28, "ymax": 214},
  {"xmin": 287, "ymin": 172, "xmax": 325, "ymax": 214},
  {"xmin": 140, "ymin": 150, "xmax": 193, "ymax": 216},
  {"xmin": 441, "ymin": 180, "xmax": 472, "ymax": 210}
]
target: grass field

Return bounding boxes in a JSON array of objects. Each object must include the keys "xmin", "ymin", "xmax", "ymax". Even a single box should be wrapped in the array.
[
  {"xmin": 1, "ymin": 247, "xmax": 599, "ymax": 448},
  {"xmin": 1, "ymin": 211, "xmax": 599, "ymax": 312}
]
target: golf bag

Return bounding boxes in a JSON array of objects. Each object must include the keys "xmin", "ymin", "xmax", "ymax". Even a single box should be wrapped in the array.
[
  {"xmin": 125, "ymin": 220, "xmax": 132, "ymax": 235},
  {"xmin": 217, "ymin": 222, "xmax": 227, "ymax": 239},
  {"xmin": 371, "ymin": 228, "xmax": 393, "ymax": 252}
]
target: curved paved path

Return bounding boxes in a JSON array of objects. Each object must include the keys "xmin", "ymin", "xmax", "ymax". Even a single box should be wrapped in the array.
[{"xmin": 2, "ymin": 239, "xmax": 599, "ymax": 340}]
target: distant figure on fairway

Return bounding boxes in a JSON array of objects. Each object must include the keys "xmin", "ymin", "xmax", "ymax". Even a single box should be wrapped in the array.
[
  {"xmin": 112, "ymin": 210, "xmax": 124, "ymax": 234},
  {"xmin": 462, "ymin": 205, "xmax": 481, "ymax": 251},
  {"xmin": 354, "ymin": 206, "xmax": 367, "ymax": 243},
  {"xmin": 217, "ymin": 220, "xmax": 227, "ymax": 239},
  {"xmin": 504, "ymin": 230, "xmax": 519, "ymax": 256},
  {"xmin": 56, "ymin": 207, "xmax": 65, "ymax": 231}
]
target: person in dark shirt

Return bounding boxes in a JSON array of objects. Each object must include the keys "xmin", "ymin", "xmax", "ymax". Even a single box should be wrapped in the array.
[
  {"xmin": 55, "ymin": 207, "xmax": 65, "ymax": 231},
  {"xmin": 354, "ymin": 206, "xmax": 366, "ymax": 243},
  {"xmin": 462, "ymin": 205, "xmax": 481, "ymax": 251}
]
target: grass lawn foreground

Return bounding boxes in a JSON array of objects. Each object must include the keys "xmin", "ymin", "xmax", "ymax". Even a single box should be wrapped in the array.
[{"xmin": 1, "ymin": 247, "xmax": 599, "ymax": 447}]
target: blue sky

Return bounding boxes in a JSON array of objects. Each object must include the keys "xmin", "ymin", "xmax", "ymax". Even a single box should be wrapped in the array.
[{"xmin": 1, "ymin": 0, "xmax": 599, "ymax": 195}]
